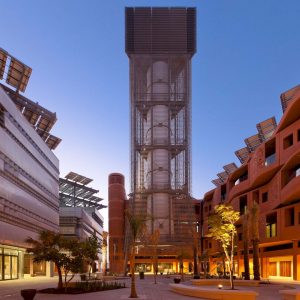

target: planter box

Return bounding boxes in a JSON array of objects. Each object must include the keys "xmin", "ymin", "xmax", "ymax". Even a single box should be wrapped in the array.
[{"xmin": 21, "ymin": 289, "xmax": 37, "ymax": 300}]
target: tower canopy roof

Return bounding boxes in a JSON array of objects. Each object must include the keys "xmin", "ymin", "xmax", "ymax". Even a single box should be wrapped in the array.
[{"xmin": 125, "ymin": 7, "xmax": 196, "ymax": 56}]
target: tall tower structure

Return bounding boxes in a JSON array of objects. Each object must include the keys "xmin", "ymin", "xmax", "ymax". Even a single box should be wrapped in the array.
[{"xmin": 125, "ymin": 7, "xmax": 196, "ymax": 247}]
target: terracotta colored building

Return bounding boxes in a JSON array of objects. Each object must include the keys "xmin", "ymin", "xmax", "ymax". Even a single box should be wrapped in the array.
[
  {"xmin": 202, "ymin": 84, "xmax": 300, "ymax": 280},
  {"xmin": 108, "ymin": 173, "xmax": 127, "ymax": 274}
]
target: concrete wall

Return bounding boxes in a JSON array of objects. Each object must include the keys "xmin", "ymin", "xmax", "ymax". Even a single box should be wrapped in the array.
[{"xmin": 0, "ymin": 86, "xmax": 59, "ymax": 250}]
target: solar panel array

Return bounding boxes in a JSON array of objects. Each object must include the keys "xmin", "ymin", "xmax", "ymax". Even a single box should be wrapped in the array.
[
  {"xmin": 280, "ymin": 85, "xmax": 300, "ymax": 112},
  {"xmin": 256, "ymin": 117, "xmax": 277, "ymax": 141},
  {"xmin": 59, "ymin": 172, "xmax": 106, "ymax": 210},
  {"xmin": 0, "ymin": 48, "xmax": 32, "ymax": 92},
  {"xmin": 212, "ymin": 162, "xmax": 238, "ymax": 186},
  {"xmin": 0, "ymin": 48, "xmax": 61, "ymax": 151},
  {"xmin": 1, "ymin": 84, "xmax": 61, "ymax": 150}
]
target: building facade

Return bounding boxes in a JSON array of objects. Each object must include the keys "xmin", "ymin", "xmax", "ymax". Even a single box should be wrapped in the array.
[
  {"xmin": 59, "ymin": 172, "xmax": 105, "ymax": 272},
  {"xmin": 0, "ymin": 49, "xmax": 60, "ymax": 280},
  {"xmin": 202, "ymin": 84, "xmax": 300, "ymax": 280}
]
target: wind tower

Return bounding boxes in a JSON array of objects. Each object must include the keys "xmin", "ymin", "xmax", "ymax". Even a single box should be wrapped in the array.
[{"xmin": 125, "ymin": 7, "xmax": 196, "ymax": 249}]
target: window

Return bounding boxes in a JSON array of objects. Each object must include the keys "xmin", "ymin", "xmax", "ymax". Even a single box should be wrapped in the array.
[
  {"xmin": 285, "ymin": 207, "xmax": 295, "ymax": 226},
  {"xmin": 269, "ymin": 262, "xmax": 277, "ymax": 276},
  {"xmin": 280, "ymin": 261, "xmax": 292, "ymax": 277},
  {"xmin": 236, "ymin": 170, "xmax": 248, "ymax": 185},
  {"xmin": 239, "ymin": 195, "xmax": 247, "ymax": 215},
  {"xmin": 221, "ymin": 185, "xmax": 227, "ymax": 201},
  {"xmin": 253, "ymin": 190, "xmax": 259, "ymax": 204},
  {"xmin": 298, "ymin": 129, "xmax": 300, "ymax": 142},
  {"xmin": 283, "ymin": 164, "xmax": 300, "ymax": 186},
  {"xmin": 265, "ymin": 138, "xmax": 276, "ymax": 166},
  {"xmin": 262, "ymin": 192, "xmax": 268, "ymax": 203},
  {"xmin": 283, "ymin": 134, "xmax": 293, "ymax": 149},
  {"xmin": 266, "ymin": 213, "xmax": 277, "ymax": 238},
  {"xmin": 238, "ymin": 233, "xmax": 243, "ymax": 241}
]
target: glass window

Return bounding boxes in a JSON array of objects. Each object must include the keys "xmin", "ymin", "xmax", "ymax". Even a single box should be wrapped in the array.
[
  {"xmin": 266, "ymin": 213, "xmax": 277, "ymax": 238},
  {"xmin": 269, "ymin": 262, "xmax": 277, "ymax": 276},
  {"xmin": 11, "ymin": 256, "xmax": 18, "ymax": 279},
  {"xmin": 0, "ymin": 255, "xmax": 2, "ymax": 280},
  {"xmin": 280, "ymin": 261, "xmax": 292, "ymax": 277},
  {"xmin": 4, "ymin": 256, "xmax": 11, "ymax": 280}
]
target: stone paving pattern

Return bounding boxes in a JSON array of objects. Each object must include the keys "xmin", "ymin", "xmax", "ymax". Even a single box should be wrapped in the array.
[{"xmin": 0, "ymin": 275, "xmax": 299, "ymax": 300}]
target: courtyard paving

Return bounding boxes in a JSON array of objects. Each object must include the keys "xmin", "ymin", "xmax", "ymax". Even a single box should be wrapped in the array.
[{"xmin": 0, "ymin": 275, "xmax": 299, "ymax": 300}]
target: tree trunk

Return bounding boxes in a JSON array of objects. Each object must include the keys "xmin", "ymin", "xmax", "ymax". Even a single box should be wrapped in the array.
[
  {"xmin": 230, "ymin": 232, "xmax": 235, "ymax": 290},
  {"xmin": 243, "ymin": 214, "xmax": 250, "ymax": 280},
  {"xmin": 193, "ymin": 246, "xmax": 198, "ymax": 275},
  {"xmin": 179, "ymin": 258, "xmax": 184, "ymax": 282},
  {"xmin": 130, "ymin": 247, "xmax": 138, "ymax": 298},
  {"xmin": 253, "ymin": 238, "xmax": 260, "ymax": 280},
  {"xmin": 56, "ymin": 265, "xmax": 63, "ymax": 289}
]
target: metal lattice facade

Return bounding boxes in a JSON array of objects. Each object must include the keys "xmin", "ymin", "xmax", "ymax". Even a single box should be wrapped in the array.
[{"xmin": 126, "ymin": 7, "xmax": 196, "ymax": 246}]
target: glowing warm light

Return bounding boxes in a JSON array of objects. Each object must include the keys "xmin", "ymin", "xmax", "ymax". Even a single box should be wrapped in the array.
[{"xmin": 218, "ymin": 284, "xmax": 223, "ymax": 289}]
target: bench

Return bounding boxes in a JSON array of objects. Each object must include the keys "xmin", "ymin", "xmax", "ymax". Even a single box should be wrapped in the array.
[
  {"xmin": 279, "ymin": 290, "xmax": 300, "ymax": 300},
  {"xmin": 170, "ymin": 283, "xmax": 258, "ymax": 300},
  {"xmin": 191, "ymin": 279, "xmax": 260, "ymax": 287}
]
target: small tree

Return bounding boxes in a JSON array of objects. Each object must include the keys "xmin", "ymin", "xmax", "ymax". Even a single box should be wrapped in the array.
[
  {"xmin": 126, "ymin": 211, "xmax": 147, "ymax": 298},
  {"xmin": 176, "ymin": 249, "xmax": 191, "ymax": 282},
  {"xmin": 207, "ymin": 204, "xmax": 240, "ymax": 289},
  {"xmin": 81, "ymin": 234, "xmax": 100, "ymax": 279},
  {"xmin": 61, "ymin": 239, "xmax": 83, "ymax": 291},
  {"xmin": 25, "ymin": 231, "xmax": 67, "ymax": 289},
  {"xmin": 199, "ymin": 249, "xmax": 209, "ymax": 278}
]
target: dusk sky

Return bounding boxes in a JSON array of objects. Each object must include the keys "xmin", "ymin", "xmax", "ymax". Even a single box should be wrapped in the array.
[{"xmin": 2, "ymin": 0, "xmax": 300, "ymax": 230}]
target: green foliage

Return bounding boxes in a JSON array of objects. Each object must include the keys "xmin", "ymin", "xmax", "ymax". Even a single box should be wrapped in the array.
[
  {"xmin": 74, "ymin": 280, "xmax": 125, "ymax": 292},
  {"xmin": 80, "ymin": 234, "xmax": 100, "ymax": 278},
  {"xmin": 126, "ymin": 211, "xmax": 147, "ymax": 243},
  {"xmin": 207, "ymin": 204, "xmax": 240, "ymax": 289},
  {"xmin": 207, "ymin": 204, "xmax": 239, "ymax": 250},
  {"xmin": 26, "ymin": 231, "xmax": 103, "ymax": 290}
]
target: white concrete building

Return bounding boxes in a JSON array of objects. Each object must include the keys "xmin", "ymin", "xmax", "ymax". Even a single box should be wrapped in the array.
[{"xmin": 0, "ymin": 49, "xmax": 60, "ymax": 280}]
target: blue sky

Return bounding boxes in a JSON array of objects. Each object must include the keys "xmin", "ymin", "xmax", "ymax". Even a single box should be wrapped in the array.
[{"xmin": 2, "ymin": 0, "xmax": 300, "ymax": 230}]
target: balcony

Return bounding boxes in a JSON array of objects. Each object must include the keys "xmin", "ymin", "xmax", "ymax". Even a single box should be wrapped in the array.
[{"xmin": 265, "ymin": 153, "xmax": 276, "ymax": 167}]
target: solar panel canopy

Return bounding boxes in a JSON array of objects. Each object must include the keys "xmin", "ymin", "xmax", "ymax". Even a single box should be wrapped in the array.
[
  {"xmin": 6, "ymin": 58, "xmax": 32, "ymax": 92},
  {"xmin": 256, "ymin": 117, "xmax": 277, "ymax": 141},
  {"xmin": 223, "ymin": 163, "xmax": 238, "ymax": 174},
  {"xmin": 59, "ymin": 172, "xmax": 106, "ymax": 210},
  {"xmin": 280, "ymin": 85, "xmax": 300, "ymax": 112},
  {"xmin": 235, "ymin": 147, "xmax": 250, "ymax": 164},
  {"xmin": 0, "ymin": 49, "xmax": 8, "ymax": 79},
  {"xmin": 244, "ymin": 134, "xmax": 262, "ymax": 152}
]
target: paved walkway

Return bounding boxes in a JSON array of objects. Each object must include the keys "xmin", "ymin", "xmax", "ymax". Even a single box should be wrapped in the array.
[{"xmin": 0, "ymin": 275, "xmax": 299, "ymax": 299}]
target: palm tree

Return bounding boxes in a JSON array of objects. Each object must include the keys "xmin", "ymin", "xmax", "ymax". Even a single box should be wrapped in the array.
[
  {"xmin": 126, "ymin": 211, "xmax": 147, "ymax": 298},
  {"xmin": 25, "ymin": 231, "xmax": 66, "ymax": 289},
  {"xmin": 242, "ymin": 213, "xmax": 250, "ymax": 280},
  {"xmin": 149, "ymin": 229, "xmax": 160, "ymax": 284},
  {"xmin": 251, "ymin": 201, "xmax": 260, "ymax": 280}
]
